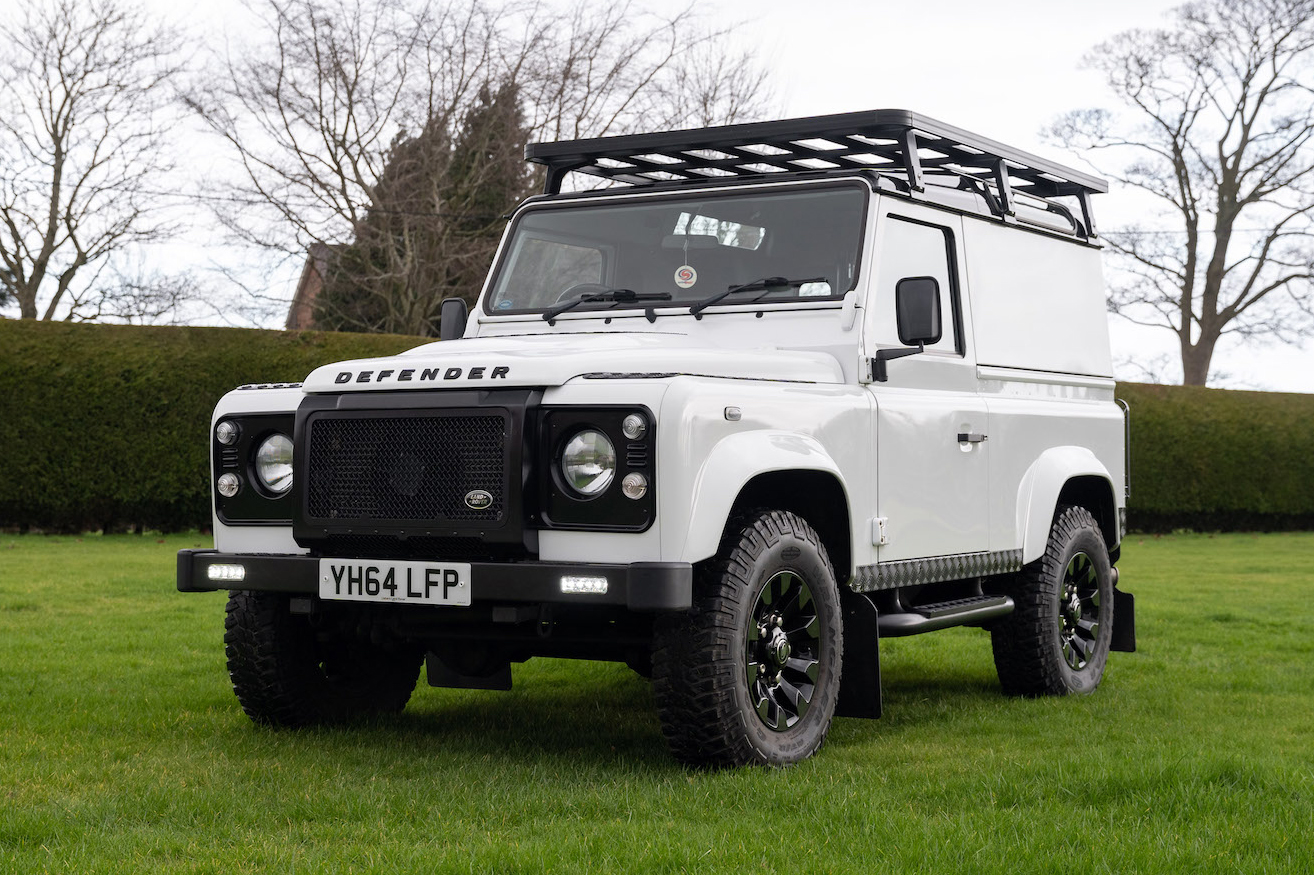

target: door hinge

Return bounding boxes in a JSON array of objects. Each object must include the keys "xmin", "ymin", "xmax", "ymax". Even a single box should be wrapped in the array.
[{"xmin": 871, "ymin": 517, "xmax": 889, "ymax": 546}]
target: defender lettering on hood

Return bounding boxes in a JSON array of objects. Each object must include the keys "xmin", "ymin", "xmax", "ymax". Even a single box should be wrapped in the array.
[
  {"xmin": 304, "ymin": 333, "xmax": 847, "ymax": 392},
  {"xmin": 334, "ymin": 365, "xmax": 510, "ymax": 385}
]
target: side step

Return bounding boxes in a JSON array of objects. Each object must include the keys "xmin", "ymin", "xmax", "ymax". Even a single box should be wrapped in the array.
[{"xmin": 877, "ymin": 594, "xmax": 1014, "ymax": 637}]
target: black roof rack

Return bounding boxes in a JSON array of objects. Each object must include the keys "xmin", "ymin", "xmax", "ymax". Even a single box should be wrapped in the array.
[{"xmin": 525, "ymin": 109, "xmax": 1105, "ymax": 238}]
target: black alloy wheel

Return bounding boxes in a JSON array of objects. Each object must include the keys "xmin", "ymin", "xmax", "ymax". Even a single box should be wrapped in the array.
[
  {"xmin": 991, "ymin": 504, "xmax": 1115, "ymax": 697},
  {"xmin": 745, "ymin": 571, "xmax": 822, "ymax": 731},
  {"xmin": 1058, "ymin": 552, "xmax": 1101, "ymax": 671},
  {"xmin": 651, "ymin": 509, "xmax": 843, "ymax": 767}
]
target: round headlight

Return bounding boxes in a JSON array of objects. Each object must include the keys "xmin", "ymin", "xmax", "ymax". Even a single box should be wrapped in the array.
[
  {"xmin": 215, "ymin": 420, "xmax": 240, "ymax": 446},
  {"xmin": 255, "ymin": 434, "xmax": 294, "ymax": 495},
  {"xmin": 560, "ymin": 429, "xmax": 616, "ymax": 496}
]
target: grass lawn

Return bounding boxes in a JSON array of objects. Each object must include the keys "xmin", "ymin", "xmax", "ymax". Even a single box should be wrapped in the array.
[{"xmin": 1, "ymin": 531, "xmax": 1311, "ymax": 874}]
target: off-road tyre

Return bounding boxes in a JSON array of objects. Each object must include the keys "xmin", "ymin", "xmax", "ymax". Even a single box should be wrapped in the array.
[
  {"xmin": 224, "ymin": 590, "xmax": 422, "ymax": 726},
  {"xmin": 991, "ymin": 505, "xmax": 1115, "ymax": 697},
  {"xmin": 651, "ymin": 510, "xmax": 843, "ymax": 767}
]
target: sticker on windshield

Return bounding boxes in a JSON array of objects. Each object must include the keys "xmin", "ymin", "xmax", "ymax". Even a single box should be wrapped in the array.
[{"xmin": 674, "ymin": 265, "xmax": 697, "ymax": 288}]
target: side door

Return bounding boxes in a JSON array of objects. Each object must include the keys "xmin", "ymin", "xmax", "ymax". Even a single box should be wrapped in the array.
[{"xmin": 864, "ymin": 204, "xmax": 989, "ymax": 562}]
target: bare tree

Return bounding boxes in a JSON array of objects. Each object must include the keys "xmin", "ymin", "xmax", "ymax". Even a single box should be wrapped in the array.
[
  {"xmin": 312, "ymin": 82, "xmax": 535, "ymax": 333},
  {"xmin": 0, "ymin": 0, "xmax": 184, "ymax": 321},
  {"xmin": 187, "ymin": 0, "xmax": 774, "ymax": 336},
  {"xmin": 514, "ymin": 1, "xmax": 773, "ymax": 142},
  {"xmin": 645, "ymin": 39, "xmax": 776, "ymax": 131},
  {"xmin": 1051, "ymin": 0, "xmax": 1314, "ymax": 385},
  {"xmin": 67, "ymin": 262, "xmax": 197, "ymax": 324}
]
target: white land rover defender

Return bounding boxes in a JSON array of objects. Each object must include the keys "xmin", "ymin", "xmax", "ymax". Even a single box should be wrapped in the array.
[{"xmin": 179, "ymin": 110, "xmax": 1135, "ymax": 766}]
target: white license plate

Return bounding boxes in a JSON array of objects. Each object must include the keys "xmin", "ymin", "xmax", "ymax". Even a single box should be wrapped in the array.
[{"xmin": 318, "ymin": 559, "xmax": 472, "ymax": 606}]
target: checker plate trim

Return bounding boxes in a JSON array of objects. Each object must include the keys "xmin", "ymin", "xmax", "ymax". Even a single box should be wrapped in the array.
[{"xmin": 851, "ymin": 549, "xmax": 1024, "ymax": 592}]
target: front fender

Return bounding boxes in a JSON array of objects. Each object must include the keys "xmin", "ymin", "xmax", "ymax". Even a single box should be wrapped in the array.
[
  {"xmin": 674, "ymin": 430, "xmax": 846, "ymax": 564},
  {"xmin": 1017, "ymin": 446, "xmax": 1115, "ymax": 564}
]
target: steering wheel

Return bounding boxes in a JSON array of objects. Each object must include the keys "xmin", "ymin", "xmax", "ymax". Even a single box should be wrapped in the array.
[{"xmin": 552, "ymin": 282, "xmax": 613, "ymax": 304}]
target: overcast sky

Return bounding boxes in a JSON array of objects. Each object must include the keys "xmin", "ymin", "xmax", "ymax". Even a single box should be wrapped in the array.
[{"xmin": 138, "ymin": 0, "xmax": 1314, "ymax": 391}]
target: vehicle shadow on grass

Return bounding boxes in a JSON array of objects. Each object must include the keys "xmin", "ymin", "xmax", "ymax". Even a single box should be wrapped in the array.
[
  {"xmin": 303, "ymin": 661, "xmax": 1010, "ymax": 766},
  {"xmin": 363, "ymin": 662, "xmax": 677, "ymax": 767},
  {"xmin": 880, "ymin": 668, "xmax": 1002, "ymax": 702},
  {"xmin": 828, "ymin": 662, "xmax": 1008, "ymax": 744}
]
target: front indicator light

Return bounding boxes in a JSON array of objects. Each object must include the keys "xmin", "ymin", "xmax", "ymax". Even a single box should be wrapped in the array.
[
  {"xmin": 215, "ymin": 420, "xmax": 240, "ymax": 445},
  {"xmin": 561, "ymin": 575, "xmax": 609, "ymax": 595},
  {"xmin": 217, "ymin": 473, "xmax": 241, "ymax": 497},
  {"xmin": 621, "ymin": 472, "xmax": 648, "ymax": 500},
  {"xmin": 621, "ymin": 413, "xmax": 648, "ymax": 440},
  {"xmin": 207, "ymin": 563, "xmax": 246, "ymax": 582}
]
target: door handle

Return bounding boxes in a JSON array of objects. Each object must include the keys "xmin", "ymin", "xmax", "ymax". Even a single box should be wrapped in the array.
[{"xmin": 957, "ymin": 432, "xmax": 988, "ymax": 443}]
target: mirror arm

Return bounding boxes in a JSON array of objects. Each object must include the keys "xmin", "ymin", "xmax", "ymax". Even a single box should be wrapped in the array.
[{"xmin": 871, "ymin": 342, "xmax": 925, "ymax": 382}]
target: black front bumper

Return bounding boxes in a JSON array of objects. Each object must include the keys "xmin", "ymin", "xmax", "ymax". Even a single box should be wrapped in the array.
[{"xmin": 176, "ymin": 549, "xmax": 692, "ymax": 612}]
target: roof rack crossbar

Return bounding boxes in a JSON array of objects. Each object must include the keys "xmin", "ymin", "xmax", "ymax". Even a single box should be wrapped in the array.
[{"xmin": 527, "ymin": 109, "xmax": 1105, "ymax": 238}]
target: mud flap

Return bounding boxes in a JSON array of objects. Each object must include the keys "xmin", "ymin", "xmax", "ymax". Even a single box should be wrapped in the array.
[
  {"xmin": 836, "ymin": 589, "xmax": 882, "ymax": 719},
  {"xmin": 1111, "ymin": 588, "xmax": 1136, "ymax": 652}
]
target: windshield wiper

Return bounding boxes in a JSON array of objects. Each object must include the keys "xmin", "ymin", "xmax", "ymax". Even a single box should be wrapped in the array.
[
  {"xmin": 542, "ymin": 288, "xmax": 673, "ymax": 324},
  {"xmin": 688, "ymin": 276, "xmax": 827, "ymax": 319}
]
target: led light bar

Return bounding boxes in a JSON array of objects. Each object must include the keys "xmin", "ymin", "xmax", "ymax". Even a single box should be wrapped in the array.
[
  {"xmin": 560, "ymin": 575, "xmax": 609, "ymax": 595},
  {"xmin": 207, "ymin": 563, "xmax": 247, "ymax": 583}
]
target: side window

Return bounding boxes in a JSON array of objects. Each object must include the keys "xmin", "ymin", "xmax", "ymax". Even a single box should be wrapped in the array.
[{"xmin": 874, "ymin": 216, "xmax": 961, "ymax": 354}]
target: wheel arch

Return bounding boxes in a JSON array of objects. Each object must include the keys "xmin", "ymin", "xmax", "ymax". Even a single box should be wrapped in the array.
[
  {"xmin": 1057, "ymin": 476, "xmax": 1119, "ymax": 554},
  {"xmin": 675, "ymin": 431, "xmax": 853, "ymax": 579},
  {"xmin": 1017, "ymin": 447, "xmax": 1119, "ymax": 564},
  {"xmin": 727, "ymin": 471, "xmax": 852, "ymax": 582}
]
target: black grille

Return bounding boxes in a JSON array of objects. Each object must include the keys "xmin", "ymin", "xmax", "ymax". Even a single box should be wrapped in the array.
[{"xmin": 306, "ymin": 414, "xmax": 507, "ymax": 523}]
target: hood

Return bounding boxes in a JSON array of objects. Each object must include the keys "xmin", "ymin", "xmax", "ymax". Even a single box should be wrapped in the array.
[{"xmin": 301, "ymin": 332, "xmax": 844, "ymax": 392}]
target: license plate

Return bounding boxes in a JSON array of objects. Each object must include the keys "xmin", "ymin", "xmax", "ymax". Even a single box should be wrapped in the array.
[{"xmin": 318, "ymin": 559, "xmax": 472, "ymax": 606}]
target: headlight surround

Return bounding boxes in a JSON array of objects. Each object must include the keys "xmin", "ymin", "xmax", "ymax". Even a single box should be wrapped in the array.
[
  {"xmin": 560, "ymin": 429, "xmax": 616, "ymax": 496},
  {"xmin": 254, "ymin": 434, "xmax": 294, "ymax": 495}
]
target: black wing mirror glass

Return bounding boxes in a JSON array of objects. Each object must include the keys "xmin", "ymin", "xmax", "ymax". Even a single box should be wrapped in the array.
[
  {"xmin": 895, "ymin": 276, "xmax": 942, "ymax": 346},
  {"xmin": 439, "ymin": 296, "xmax": 469, "ymax": 341}
]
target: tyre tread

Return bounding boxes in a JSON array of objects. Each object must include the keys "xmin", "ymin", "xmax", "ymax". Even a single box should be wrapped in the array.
[
  {"xmin": 651, "ymin": 509, "xmax": 841, "ymax": 767},
  {"xmin": 991, "ymin": 505, "xmax": 1109, "ymax": 697},
  {"xmin": 224, "ymin": 590, "xmax": 419, "ymax": 727}
]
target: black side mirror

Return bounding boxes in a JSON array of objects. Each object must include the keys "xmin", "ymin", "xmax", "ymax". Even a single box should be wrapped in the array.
[
  {"xmin": 895, "ymin": 276, "xmax": 942, "ymax": 345},
  {"xmin": 439, "ymin": 297, "xmax": 469, "ymax": 341},
  {"xmin": 872, "ymin": 276, "xmax": 942, "ymax": 382}
]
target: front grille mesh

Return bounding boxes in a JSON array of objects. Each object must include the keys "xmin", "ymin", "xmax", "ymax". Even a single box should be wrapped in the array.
[{"xmin": 306, "ymin": 414, "xmax": 506, "ymax": 523}]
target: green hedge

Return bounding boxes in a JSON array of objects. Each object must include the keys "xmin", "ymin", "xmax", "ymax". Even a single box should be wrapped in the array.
[
  {"xmin": 1, "ymin": 321, "xmax": 1311, "ymax": 532},
  {"xmin": 1117, "ymin": 382, "xmax": 1314, "ymax": 532},
  {"xmin": 0, "ymin": 320, "xmax": 423, "ymax": 532}
]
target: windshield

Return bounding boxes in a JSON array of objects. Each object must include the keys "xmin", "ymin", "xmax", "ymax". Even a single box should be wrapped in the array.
[{"xmin": 484, "ymin": 184, "xmax": 867, "ymax": 316}]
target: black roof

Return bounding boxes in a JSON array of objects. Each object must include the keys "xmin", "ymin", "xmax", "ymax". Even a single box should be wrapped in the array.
[{"xmin": 526, "ymin": 109, "xmax": 1106, "ymax": 238}]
